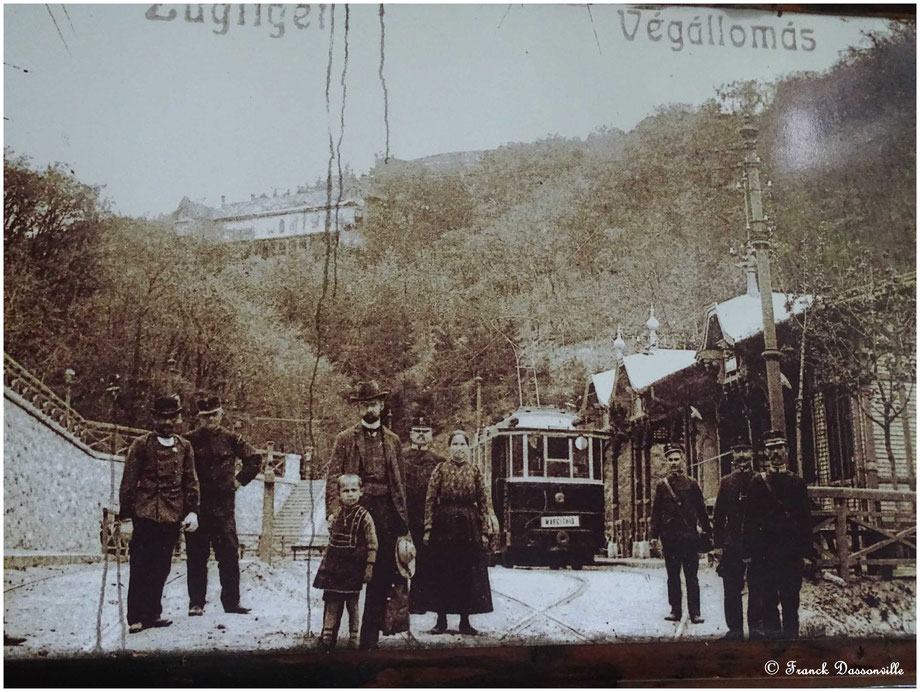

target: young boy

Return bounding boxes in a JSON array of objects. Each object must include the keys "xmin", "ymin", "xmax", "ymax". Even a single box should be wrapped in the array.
[{"xmin": 313, "ymin": 474, "xmax": 378, "ymax": 651}]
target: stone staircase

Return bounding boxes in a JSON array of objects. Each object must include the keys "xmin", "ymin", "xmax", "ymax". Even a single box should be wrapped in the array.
[{"xmin": 271, "ymin": 479, "xmax": 328, "ymax": 557}]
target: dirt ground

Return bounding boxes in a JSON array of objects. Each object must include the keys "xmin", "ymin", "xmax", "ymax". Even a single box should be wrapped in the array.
[{"xmin": 3, "ymin": 559, "xmax": 914, "ymax": 659}]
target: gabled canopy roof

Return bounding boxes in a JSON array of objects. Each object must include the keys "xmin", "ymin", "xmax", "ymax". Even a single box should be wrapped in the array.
[
  {"xmin": 590, "ymin": 369, "xmax": 617, "ymax": 407},
  {"xmin": 621, "ymin": 349, "xmax": 698, "ymax": 391},
  {"xmin": 587, "ymin": 349, "xmax": 698, "ymax": 409},
  {"xmin": 703, "ymin": 292, "xmax": 812, "ymax": 348}
]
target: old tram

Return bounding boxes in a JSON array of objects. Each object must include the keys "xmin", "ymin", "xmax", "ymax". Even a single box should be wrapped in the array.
[{"xmin": 472, "ymin": 407, "xmax": 607, "ymax": 569}]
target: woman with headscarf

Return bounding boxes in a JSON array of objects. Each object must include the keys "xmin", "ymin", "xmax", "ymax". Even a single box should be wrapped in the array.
[{"xmin": 423, "ymin": 430, "xmax": 493, "ymax": 635}]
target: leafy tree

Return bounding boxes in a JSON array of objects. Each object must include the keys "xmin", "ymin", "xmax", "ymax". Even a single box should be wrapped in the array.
[{"xmin": 787, "ymin": 236, "xmax": 915, "ymax": 489}]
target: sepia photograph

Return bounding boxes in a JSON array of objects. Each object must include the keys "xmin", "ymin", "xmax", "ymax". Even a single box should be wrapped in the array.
[{"xmin": 3, "ymin": 2, "xmax": 916, "ymax": 686}]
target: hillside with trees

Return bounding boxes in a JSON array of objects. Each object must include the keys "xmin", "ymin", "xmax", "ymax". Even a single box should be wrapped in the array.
[{"xmin": 4, "ymin": 22, "xmax": 913, "ymax": 463}]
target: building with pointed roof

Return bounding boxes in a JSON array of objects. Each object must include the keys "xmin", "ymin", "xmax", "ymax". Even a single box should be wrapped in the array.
[{"xmin": 582, "ymin": 275, "xmax": 915, "ymax": 559}]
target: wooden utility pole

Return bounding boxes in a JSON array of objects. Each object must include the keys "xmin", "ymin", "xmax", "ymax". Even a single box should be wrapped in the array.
[{"xmin": 740, "ymin": 116, "xmax": 786, "ymax": 435}]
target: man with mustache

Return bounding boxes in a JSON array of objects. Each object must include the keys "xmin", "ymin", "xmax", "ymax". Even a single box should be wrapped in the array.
[
  {"xmin": 650, "ymin": 443, "xmax": 712, "ymax": 625},
  {"xmin": 743, "ymin": 431, "xmax": 814, "ymax": 639},
  {"xmin": 713, "ymin": 437, "xmax": 761, "ymax": 640},
  {"xmin": 325, "ymin": 381, "xmax": 409, "ymax": 650},
  {"xmin": 118, "ymin": 396, "xmax": 200, "ymax": 634}
]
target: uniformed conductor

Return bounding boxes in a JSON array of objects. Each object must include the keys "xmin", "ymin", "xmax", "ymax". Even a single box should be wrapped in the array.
[
  {"xmin": 650, "ymin": 444, "xmax": 712, "ymax": 625},
  {"xmin": 712, "ymin": 437, "xmax": 760, "ymax": 639},
  {"xmin": 744, "ymin": 431, "xmax": 814, "ymax": 639},
  {"xmin": 185, "ymin": 395, "xmax": 262, "ymax": 615}
]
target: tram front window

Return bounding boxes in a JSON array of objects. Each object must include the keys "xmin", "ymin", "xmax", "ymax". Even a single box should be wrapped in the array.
[
  {"xmin": 546, "ymin": 437, "xmax": 572, "ymax": 478},
  {"xmin": 512, "ymin": 434, "xmax": 524, "ymax": 476},
  {"xmin": 573, "ymin": 443, "xmax": 590, "ymax": 479},
  {"xmin": 527, "ymin": 435, "xmax": 545, "ymax": 477}
]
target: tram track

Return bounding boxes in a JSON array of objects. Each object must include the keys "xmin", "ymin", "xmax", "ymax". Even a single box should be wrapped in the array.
[
  {"xmin": 493, "ymin": 570, "xmax": 598, "ymax": 643},
  {"xmin": 4, "ymin": 572, "xmax": 67, "ymax": 595}
]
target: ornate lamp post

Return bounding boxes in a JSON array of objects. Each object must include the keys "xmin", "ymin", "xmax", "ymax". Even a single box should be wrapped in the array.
[{"xmin": 740, "ymin": 116, "xmax": 786, "ymax": 435}]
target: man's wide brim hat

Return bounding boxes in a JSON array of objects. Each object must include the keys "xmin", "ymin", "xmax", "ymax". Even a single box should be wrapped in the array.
[
  {"xmin": 350, "ymin": 380, "xmax": 389, "ymax": 402},
  {"xmin": 196, "ymin": 395, "xmax": 223, "ymax": 415},
  {"xmin": 395, "ymin": 535, "xmax": 416, "ymax": 579},
  {"xmin": 151, "ymin": 395, "xmax": 182, "ymax": 416}
]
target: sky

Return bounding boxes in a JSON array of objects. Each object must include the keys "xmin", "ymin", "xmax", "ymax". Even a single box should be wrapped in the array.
[{"xmin": 3, "ymin": 4, "xmax": 890, "ymax": 217}]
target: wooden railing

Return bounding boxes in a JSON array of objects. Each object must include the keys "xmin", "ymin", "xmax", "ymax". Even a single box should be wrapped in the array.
[{"xmin": 809, "ymin": 486, "xmax": 916, "ymax": 581}]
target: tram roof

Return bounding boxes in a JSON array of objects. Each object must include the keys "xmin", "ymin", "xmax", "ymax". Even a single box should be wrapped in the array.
[{"xmin": 491, "ymin": 407, "xmax": 582, "ymax": 431}]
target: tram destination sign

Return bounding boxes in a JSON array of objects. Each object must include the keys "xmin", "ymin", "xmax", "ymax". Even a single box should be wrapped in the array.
[{"xmin": 541, "ymin": 515, "xmax": 580, "ymax": 529}]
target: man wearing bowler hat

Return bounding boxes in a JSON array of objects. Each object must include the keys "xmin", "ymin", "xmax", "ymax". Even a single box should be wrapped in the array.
[
  {"xmin": 650, "ymin": 443, "xmax": 712, "ymax": 625},
  {"xmin": 713, "ymin": 436, "xmax": 761, "ymax": 639},
  {"xmin": 119, "ymin": 396, "xmax": 200, "ymax": 633},
  {"xmin": 744, "ymin": 431, "xmax": 814, "ymax": 639},
  {"xmin": 326, "ymin": 381, "xmax": 410, "ymax": 649},
  {"xmin": 185, "ymin": 395, "xmax": 262, "ymax": 616}
]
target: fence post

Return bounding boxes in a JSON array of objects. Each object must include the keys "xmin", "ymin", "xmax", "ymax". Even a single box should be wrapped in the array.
[
  {"xmin": 258, "ymin": 442, "xmax": 276, "ymax": 564},
  {"xmin": 835, "ymin": 500, "xmax": 851, "ymax": 582}
]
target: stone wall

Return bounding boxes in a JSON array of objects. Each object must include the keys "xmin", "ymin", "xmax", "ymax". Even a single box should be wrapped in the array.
[
  {"xmin": 4, "ymin": 391, "xmax": 123, "ymax": 554},
  {"xmin": 4, "ymin": 389, "xmax": 295, "ymax": 555}
]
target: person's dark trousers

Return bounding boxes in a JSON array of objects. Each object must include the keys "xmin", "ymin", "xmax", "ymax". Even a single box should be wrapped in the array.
[
  {"xmin": 127, "ymin": 518, "xmax": 180, "ymax": 626},
  {"xmin": 746, "ymin": 560, "xmax": 765, "ymax": 638},
  {"xmin": 663, "ymin": 540, "xmax": 700, "ymax": 617},
  {"xmin": 761, "ymin": 559, "xmax": 802, "ymax": 639},
  {"xmin": 719, "ymin": 558, "xmax": 745, "ymax": 636},
  {"xmin": 359, "ymin": 495, "xmax": 405, "ymax": 648},
  {"xmin": 186, "ymin": 514, "xmax": 241, "ymax": 610}
]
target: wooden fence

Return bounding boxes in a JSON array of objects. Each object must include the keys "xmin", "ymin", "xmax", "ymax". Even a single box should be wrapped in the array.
[{"xmin": 809, "ymin": 486, "xmax": 916, "ymax": 581}]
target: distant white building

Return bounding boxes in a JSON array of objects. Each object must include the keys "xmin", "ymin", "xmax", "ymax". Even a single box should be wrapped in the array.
[{"xmin": 173, "ymin": 186, "xmax": 363, "ymax": 245}]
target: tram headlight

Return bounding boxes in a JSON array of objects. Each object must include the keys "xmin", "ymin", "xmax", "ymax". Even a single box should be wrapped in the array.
[
  {"xmin": 554, "ymin": 492, "xmax": 565, "ymax": 504},
  {"xmin": 556, "ymin": 530, "xmax": 570, "ymax": 547},
  {"xmin": 574, "ymin": 435, "xmax": 588, "ymax": 451}
]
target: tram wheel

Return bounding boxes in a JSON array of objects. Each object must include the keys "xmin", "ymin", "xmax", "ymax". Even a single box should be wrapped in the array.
[
  {"xmin": 501, "ymin": 551, "xmax": 515, "ymax": 568},
  {"xmin": 571, "ymin": 560, "xmax": 583, "ymax": 571}
]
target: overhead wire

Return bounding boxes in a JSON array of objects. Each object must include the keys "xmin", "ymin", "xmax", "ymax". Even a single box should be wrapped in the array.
[
  {"xmin": 585, "ymin": 5, "xmax": 602, "ymax": 55},
  {"xmin": 60, "ymin": 4, "xmax": 77, "ymax": 36},
  {"xmin": 45, "ymin": 4, "xmax": 72, "ymax": 56}
]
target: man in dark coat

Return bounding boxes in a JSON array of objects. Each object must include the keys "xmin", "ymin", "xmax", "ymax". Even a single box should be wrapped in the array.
[
  {"xmin": 402, "ymin": 417, "xmax": 444, "ymax": 614},
  {"xmin": 119, "ymin": 396, "xmax": 200, "ymax": 633},
  {"xmin": 185, "ymin": 395, "xmax": 262, "ymax": 616},
  {"xmin": 743, "ymin": 431, "xmax": 814, "ymax": 639},
  {"xmin": 325, "ymin": 381, "xmax": 410, "ymax": 650},
  {"xmin": 712, "ymin": 437, "xmax": 761, "ymax": 640},
  {"xmin": 650, "ymin": 444, "xmax": 712, "ymax": 624}
]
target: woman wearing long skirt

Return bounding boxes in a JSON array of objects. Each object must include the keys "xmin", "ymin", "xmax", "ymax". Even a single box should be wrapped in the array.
[{"xmin": 423, "ymin": 430, "xmax": 493, "ymax": 635}]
